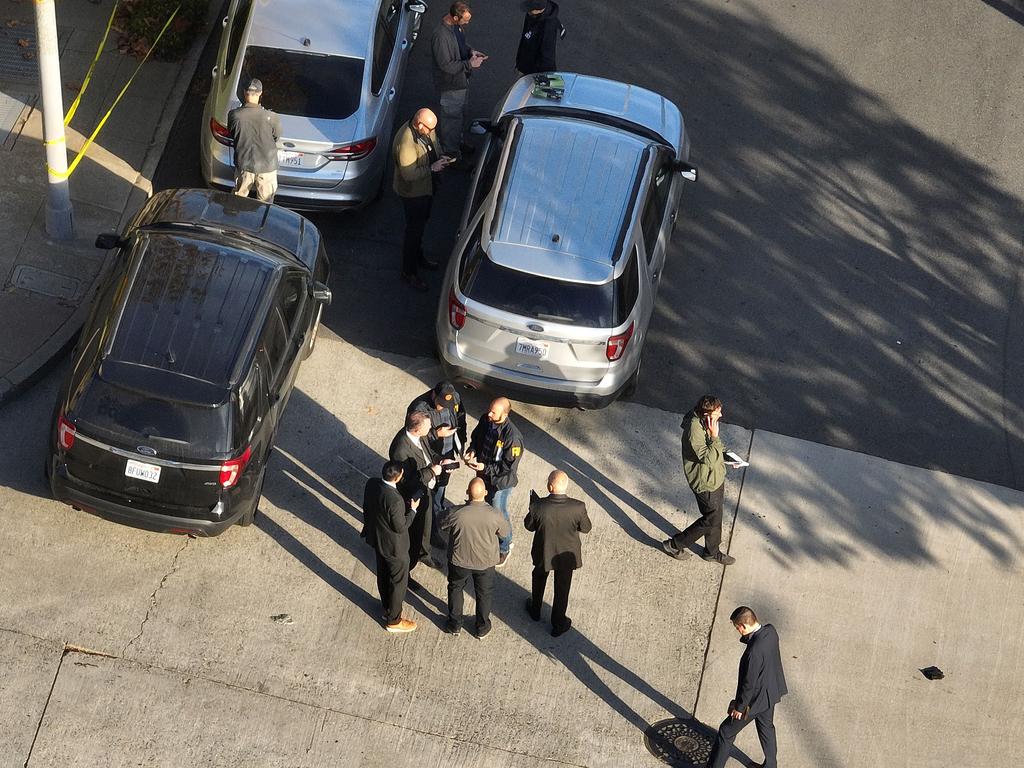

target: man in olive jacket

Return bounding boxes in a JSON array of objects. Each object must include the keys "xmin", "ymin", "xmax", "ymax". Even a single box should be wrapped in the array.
[
  {"xmin": 441, "ymin": 478, "xmax": 510, "ymax": 637},
  {"xmin": 662, "ymin": 394, "xmax": 736, "ymax": 565},
  {"xmin": 524, "ymin": 470, "xmax": 592, "ymax": 637},
  {"xmin": 392, "ymin": 107, "xmax": 452, "ymax": 291}
]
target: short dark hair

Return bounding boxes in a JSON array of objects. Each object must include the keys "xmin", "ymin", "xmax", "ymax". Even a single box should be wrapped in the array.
[
  {"xmin": 695, "ymin": 395, "xmax": 722, "ymax": 416},
  {"xmin": 450, "ymin": 1, "xmax": 470, "ymax": 18},
  {"xmin": 382, "ymin": 460, "xmax": 403, "ymax": 482},
  {"xmin": 406, "ymin": 410, "xmax": 431, "ymax": 431},
  {"xmin": 730, "ymin": 606, "xmax": 757, "ymax": 626}
]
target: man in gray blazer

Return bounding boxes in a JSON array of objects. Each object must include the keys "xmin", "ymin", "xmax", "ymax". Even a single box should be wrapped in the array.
[
  {"xmin": 524, "ymin": 470, "xmax": 592, "ymax": 637},
  {"xmin": 430, "ymin": 2, "xmax": 487, "ymax": 160}
]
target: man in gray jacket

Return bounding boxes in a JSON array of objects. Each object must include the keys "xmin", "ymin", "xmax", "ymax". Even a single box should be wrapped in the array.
[
  {"xmin": 441, "ymin": 477, "xmax": 510, "ymax": 638},
  {"xmin": 228, "ymin": 78, "xmax": 281, "ymax": 202},
  {"xmin": 430, "ymin": 2, "xmax": 487, "ymax": 160}
]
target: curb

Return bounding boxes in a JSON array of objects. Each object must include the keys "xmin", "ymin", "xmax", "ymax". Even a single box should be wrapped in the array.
[{"xmin": 0, "ymin": 4, "xmax": 220, "ymax": 407}]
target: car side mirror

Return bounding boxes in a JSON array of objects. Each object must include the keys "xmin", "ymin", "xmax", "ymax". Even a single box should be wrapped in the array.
[
  {"xmin": 469, "ymin": 119, "xmax": 495, "ymax": 135},
  {"xmin": 95, "ymin": 233, "xmax": 125, "ymax": 250},
  {"xmin": 674, "ymin": 161, "xmax": 698, "ymax": 182},
  {"xmin": 406, "ymin": 1, "xmax": 427, "ymax": 13},
  {"xmin": 312, "ymin": 282, "xmax": 332, "ymax": 304}
]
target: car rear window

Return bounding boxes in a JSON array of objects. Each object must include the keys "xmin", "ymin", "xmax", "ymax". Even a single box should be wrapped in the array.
[
  {"xmin": 460, "ymin": 241, "xmax": 639, "ymax": 329},
  {"xmin": 74, "ymin": 379, "xmax": 236, "ymax": 459},
  {"xmin": 237, "ymin": 47, "xmax": 364, "ymax": 120}
]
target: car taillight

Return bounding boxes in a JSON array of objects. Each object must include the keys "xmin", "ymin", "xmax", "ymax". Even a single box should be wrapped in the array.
[
  {"xmin": 57, "ymin": 414, "xmax": 76, "ymax": 450},
  {"xmin": 219, "ymin": 445, "xmax": 252, "ymax": 489},
  {"xmin": 323, "ymin": 137, "xmax": 377, "ymax": 161},
  {"xmin": 605, "ymin": 322, "xmax": 634, "ymax": 362},
  {"xmin": 210, "ymin": 117, "xmax": 234, "ymax": 146},
  {"xmin": 448, "ymin": 290, "xmax": 466, "ymax": 330}
]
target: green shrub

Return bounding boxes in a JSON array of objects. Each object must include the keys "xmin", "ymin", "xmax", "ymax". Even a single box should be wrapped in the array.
[{"xmin": 119, "ymin": 0, "xmax": 208, "ymax": 61}]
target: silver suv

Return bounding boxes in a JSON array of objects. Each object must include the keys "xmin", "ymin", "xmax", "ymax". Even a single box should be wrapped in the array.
[
  {"xmin": 435, "ymin": 73, "xmax": 698, "ymax": 408},
  {"xmin": 200, "ymin": 0, "xmax": 426, "ymax": 210}
]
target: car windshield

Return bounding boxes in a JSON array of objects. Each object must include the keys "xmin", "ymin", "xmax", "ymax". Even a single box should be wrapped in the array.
[
  {"xmin": 237, "ymin": 47, "xmax": 364, "ymax": 120},
  {"xmin": 460, "ymin": 241, "xmax": 638, "ymax": 329}
]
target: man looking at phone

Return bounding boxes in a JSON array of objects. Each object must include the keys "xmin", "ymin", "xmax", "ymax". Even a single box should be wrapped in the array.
[
  {"xmin": 392, "ymin": 107, "xmax": 453, "ymax": 292},
  {"xmin": 662, "ymin": 395, "xmax": 737, "ymax": 565},
  {"xmin": 431, "ymin": 2, "xmax": 487, "ymax": 162}
]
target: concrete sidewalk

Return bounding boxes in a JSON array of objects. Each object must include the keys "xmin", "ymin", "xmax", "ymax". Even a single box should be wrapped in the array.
[
  {"xmin": 0, "ymin": 0, "xmax": 211, "ymax": 401},
  {"xmin": 1, "ymin": 334, "xmax": 1021, "ymax": 767}
]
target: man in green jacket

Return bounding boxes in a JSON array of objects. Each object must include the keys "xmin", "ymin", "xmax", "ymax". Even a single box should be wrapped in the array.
[
  {"xmin": 392, "ymin": 108, "xmax": 453, "ymax": 292},
  {"xmin": 662, "ymin": 395, "xmax": 737, "ymax": 565}
]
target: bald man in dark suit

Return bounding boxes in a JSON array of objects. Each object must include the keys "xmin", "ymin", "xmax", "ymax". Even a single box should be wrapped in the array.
[{"xmin": 707, "ymin": 606, "xmax": 789, "ymax": 768}]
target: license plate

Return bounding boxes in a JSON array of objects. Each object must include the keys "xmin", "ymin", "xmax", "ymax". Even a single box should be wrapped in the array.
[
  {"xmin": 515, "ymin": 337, "xmax": 548, "ymax": 359},
  {"xmin": 277, "ymin": 150, "xmax": 303, "ymax": 167},
  {"xmin": 125, "ymin": 459, "xmax": 161, "ymax": 484}
]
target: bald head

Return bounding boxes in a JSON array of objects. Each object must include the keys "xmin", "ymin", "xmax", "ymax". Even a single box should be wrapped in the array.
[
  {"xmin": 412, "ymin": 108, "xmax": 437, "ymax": 135},
  {"xmin": 487, "ymin": 397, "xmax": 511, "ymax": 424},
  {"xmin": 467, "ymin": 477, "xmax": 487, "ymax": 501},
  {"xmin": 547, "ymin": 470, "xmax": 568, "ymax": 494}
]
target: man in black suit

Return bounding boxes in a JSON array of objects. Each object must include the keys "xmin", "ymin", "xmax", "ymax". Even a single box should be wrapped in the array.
[
  {"xmin": 523, "ymin": 470, "xmax": 592, "ymax": 637},
  {"xmin": 707, "ymin": 606, "xmax": 788, "ymax": 768},
  {"xmin": 361, "ymin": 461, "xmax": 418, "ymax": 633},
  {"xmin": 389, "ymin": 410, "xmax": 455, "ymax": 572}
]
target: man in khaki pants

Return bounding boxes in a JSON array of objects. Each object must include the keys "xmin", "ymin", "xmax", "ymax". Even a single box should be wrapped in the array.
[
  {"xmin": 228, "ymin": 78, "xmax": 281, "ymax": 203},
  {"xmin": 392, "ymin": 108, "xmax": 453, "ymax": 292}
]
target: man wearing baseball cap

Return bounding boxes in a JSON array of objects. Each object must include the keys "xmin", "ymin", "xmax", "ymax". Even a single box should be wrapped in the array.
[{"xmin": 228, "ymin": 78, "xmax": 282, "ymax": 203}]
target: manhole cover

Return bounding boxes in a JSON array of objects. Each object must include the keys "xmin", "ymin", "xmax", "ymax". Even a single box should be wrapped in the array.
[{"xmin": 643, "ymin": 718, "xmax": 715, "ymax": 767}]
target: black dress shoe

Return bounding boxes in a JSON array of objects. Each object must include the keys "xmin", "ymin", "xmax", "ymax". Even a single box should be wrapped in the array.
[
  {"xmin": 551, "ymin": 618, "xmax": 572, "ymax": 637},
  {"xmin": 418, "ymin": 255, "xmax": 439, "ymax": 270},
  {"xmin": 525, "ymin": 598, "xmax": 540, "ymax": 621},
  {"xmin": 444, "ymin": 620, "xmax": 461, "ymax": 635},
  {"xmin": 400, "ymin": 272, "xmax": 428, "ymax": 292}
]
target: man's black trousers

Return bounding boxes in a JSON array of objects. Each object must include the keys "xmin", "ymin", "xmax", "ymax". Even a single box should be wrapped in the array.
[
  {"xmin": 530, "ymin": 565, "xmax": 573, "ymax": 631},
  {"xmin": 400, "ymin": 194, "xmax": 432, "ymax": 276},
  {"xmin": 407, "ymin": 501, "xmax": 433, "ymax": 568},
  {"xmin": 447, "ymin": 563, "xmax": 495, "ymax": 632},
  {"xmin": 707, "ymin": 704, "xmax": 777, "ymax": 768},
  {"xmin": 671, "ymin": 483, "xmax": 725, "ymax": 556},
  {"xmin": 374, "ymin": 550, "xmax": 409, "ymax": 624}
]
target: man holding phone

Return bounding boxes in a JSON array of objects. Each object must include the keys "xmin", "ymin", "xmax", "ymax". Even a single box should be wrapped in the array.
[
  {"xmin": 662, "ymin": 394, "xmax": 737, "ymax": 565},
  {"xmin": 431, "ymin": 2, "xmax": 488, "ymax": 162}
]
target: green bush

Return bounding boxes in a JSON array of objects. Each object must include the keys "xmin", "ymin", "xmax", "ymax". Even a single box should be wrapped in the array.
[{"xmin": 120, "ymin": 0, "xmax": 208, "ymax": 61}]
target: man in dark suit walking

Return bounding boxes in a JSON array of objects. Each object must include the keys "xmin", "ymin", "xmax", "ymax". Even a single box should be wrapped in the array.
[
  {"xmin": 707, "ymin": 606, "xmax": 788, "ymax": 768},
  {"xmin": 361, "ymin": 461, "xmax": 418, "ymax": 633},
  {"xmin": 389, "ymin": 411, "xmax": 455, "ymax": 572},
  {"xmin": 523, "ymin": 470, "xmax": 592, "ymax": 637}
]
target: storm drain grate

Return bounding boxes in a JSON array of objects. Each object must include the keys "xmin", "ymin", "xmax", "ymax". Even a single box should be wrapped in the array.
[
  {"xmin": 643, "ymin": 718, "xmax": 716, "ymax": 767},
  {"xmin": 0, "ymin": 25, "xmax": 72, "ymax": 84},
  {"xmin": 0, "ymin": 89, "xmax": 37, "ymax": 149}
]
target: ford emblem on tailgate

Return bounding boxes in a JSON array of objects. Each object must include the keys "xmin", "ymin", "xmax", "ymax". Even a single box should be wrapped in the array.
[
  {"xmin": 136, "ymin": 446, "xmax": 157, "ymax": 456},
  {"xmin": 527, "ymin": 323, "xmax": 544, "ymax": 332}
]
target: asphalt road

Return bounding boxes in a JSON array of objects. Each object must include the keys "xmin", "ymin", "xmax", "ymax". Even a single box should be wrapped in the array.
[{"xmin": 154, "ymin": 0, "xmax": 1024, "ymax": 489}]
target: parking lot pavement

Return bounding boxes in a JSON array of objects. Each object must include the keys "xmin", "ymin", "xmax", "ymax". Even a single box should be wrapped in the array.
[
  {"xmin": 696, "ymin": 430, "xmax": 1024, "ymax": 768},
  {"xmin": 3, "ymin": 334, "xmax": 1021, "ymax": 766}
]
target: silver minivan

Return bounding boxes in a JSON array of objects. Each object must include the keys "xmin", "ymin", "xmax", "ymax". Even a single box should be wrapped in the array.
[
  {"xmin": 435, "ymin": 73, "xmax": 698, "ymax": 408},
  {"xmin": 200, "ymin": 0, "xmax": 426, "ymax": 210}
]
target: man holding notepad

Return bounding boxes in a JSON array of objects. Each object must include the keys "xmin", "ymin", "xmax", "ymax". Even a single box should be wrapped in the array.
[{"xmin": 662, "ymin": 394, "xmax": 741, "ymax": 565}]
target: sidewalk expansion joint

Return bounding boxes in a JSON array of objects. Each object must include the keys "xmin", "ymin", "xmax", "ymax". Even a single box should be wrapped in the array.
[
  {"xmin": 22, "ymin": 641, "xmax": 65, "ymax": 768},
  {"xmin": 121, "ymin": 537, "xmax": 190, "ymax": 657},
  {"xmin": 691, "ymin": 429, "xmax": 755, "ymax": 717}
]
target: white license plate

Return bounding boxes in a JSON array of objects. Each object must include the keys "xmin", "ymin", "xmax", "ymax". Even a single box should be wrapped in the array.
[
  {"xmin": 125, "ymin": 459, "xmax": 161, "ymax": 484},
  {"xmin": 515, "ymin": 337, "xmax": 549, "ymax": 359},
  {"xmin": 277, "ymin": 150, "xmax": 304, "ymax": 167}
]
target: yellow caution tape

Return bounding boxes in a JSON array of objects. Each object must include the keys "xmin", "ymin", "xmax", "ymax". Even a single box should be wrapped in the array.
[
  {"xmin": 48, "ymin": 4, "xmax": 180, "ymax": 180},
  {"xmin": 63, "ymin": 0, "xmax": 119, "ymax": 127}
]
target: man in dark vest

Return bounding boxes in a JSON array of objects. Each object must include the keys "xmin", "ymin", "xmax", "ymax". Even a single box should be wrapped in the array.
[{"xmin": 707, "ymin": 606, "xmax": 789, "ymax": 768}]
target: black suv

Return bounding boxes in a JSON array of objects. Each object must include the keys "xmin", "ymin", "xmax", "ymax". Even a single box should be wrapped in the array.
[{"xmin": 47, "ymin": 189, "xmax": 332, "ymax": 536}]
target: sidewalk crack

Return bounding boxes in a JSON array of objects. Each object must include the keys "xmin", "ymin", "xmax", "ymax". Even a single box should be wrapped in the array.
[{"xmin": 121, "ymin": 538, "xmax": 190, "ymax": 657}]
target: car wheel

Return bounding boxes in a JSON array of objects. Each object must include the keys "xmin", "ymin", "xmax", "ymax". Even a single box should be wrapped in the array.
[
  {"xmin": 623, "ymin": 358, "xmax": 642, "ymax": 399},
  {"xmin": 238, "ymin": 467, "xmax": 266, "ymax": 527}
]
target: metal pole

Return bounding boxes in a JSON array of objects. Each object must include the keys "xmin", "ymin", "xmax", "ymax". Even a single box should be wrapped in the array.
[{"xmin": 35, "ymin": 0, "xmax": 74, "ymax": 239}]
